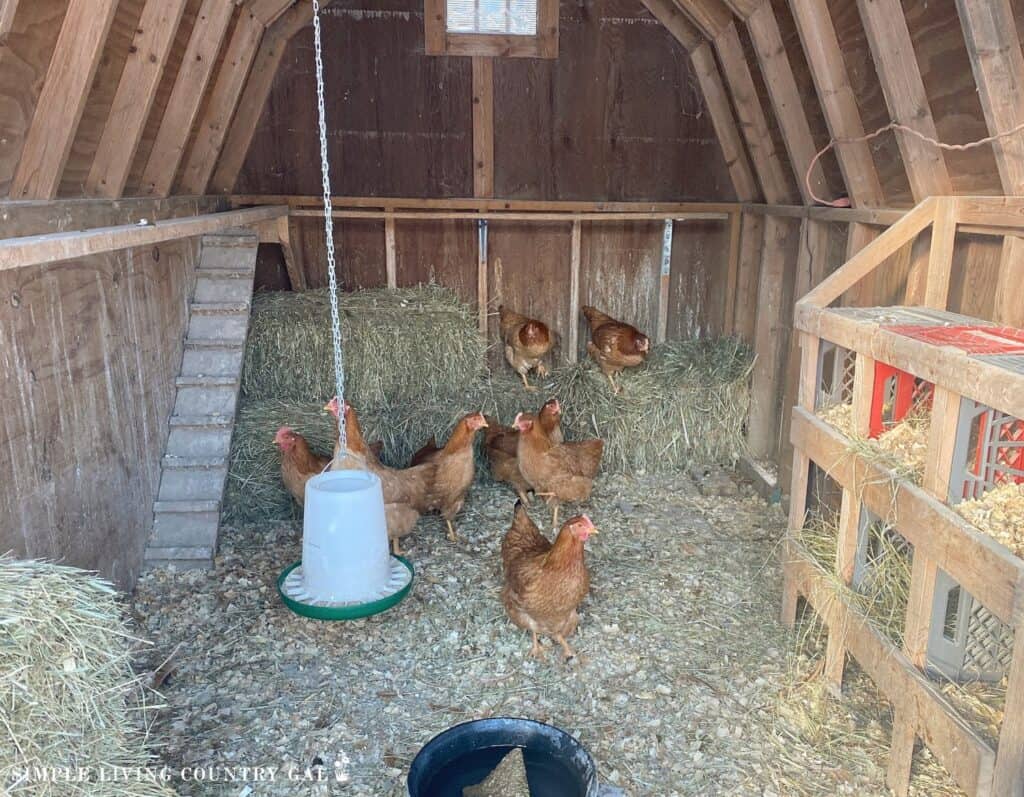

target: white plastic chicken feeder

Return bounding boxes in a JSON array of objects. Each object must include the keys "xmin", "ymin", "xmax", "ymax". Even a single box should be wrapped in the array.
[{"xmin": 277, "ymin": 470, "xmax": 413, "ymax": 620}]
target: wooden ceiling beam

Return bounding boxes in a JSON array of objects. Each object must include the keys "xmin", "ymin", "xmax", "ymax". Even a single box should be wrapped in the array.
[
  {"xmin": 855, "ymin": 0, "xmax": 952, "ymax": 201},
  {"xmin": 248, "ymin": 0, "xmax": 295, "ymax": 27},
  {"xmin": 955, "ymin": 0, "xmax": 1024, "ymax": 195},
  {"xmin": 641, "ymin": 0, "xmax": 701, "ymax": 51},
  {"xmin": 210, "ymin": 2, "xmax": 315, "ymax": 194},
  {"xmin": 0, "ymin": 0, "xmax": 19, "ymax": 36},
  {"xmin": 711, "ymin": 19, "xmax": 795, "ymax": 203},
  {"xmin": 788, "ymin": 0, "xmax": 884, "ymax": 207},
  {"xmin": 721, "ymin": 0, "xmax": 760, "ymax": 20},
  {"xmin": 85, "ymin": 0, "xmax": 190, "ymax": 198},
  {"xmin": 9, "ymin": 0, "xmax": 119, "ymax": 199},
  {"xmin": 176, "ymin": 7, "xmax": 264, "ymax": 195},
  {"xmin": 743, "ymin": 0, "xmax": 827, "ymax": 203},
  {"xmin": 138, "ymin": 0, "xmax": 235, "ymax": 197},
  {"xmin": 690, "ymin": 42, "xmax": 760, "ymax": 200},
  {"xmin": 672, "ymin": 0, "xmax": 732, "ymax": 39},
  {"xmin": 643, "ymin": 0, "xmax": 759, "ymax": 200}
]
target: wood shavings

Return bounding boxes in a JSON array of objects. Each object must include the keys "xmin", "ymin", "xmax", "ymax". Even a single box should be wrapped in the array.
[{"xmin": 955, "ymin": 482, "xmax": 1024, "ymax": 558}]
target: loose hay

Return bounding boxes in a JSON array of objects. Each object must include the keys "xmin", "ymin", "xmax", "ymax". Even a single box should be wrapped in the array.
[
  {"xmin": 225, "ymin": 316, "xmax": 753, "ymax": 526},
  {"xmin": 818, "ymin": 402, "xmax": 930, "ymax": 484},
  {"xmin": 955, "ymin": 482, "xmax": 1024, "ymax": 558},
  {"xmin": 0, "ymin": 556, "xmax": 171, "ymax": 797},
  {"xmin": 241, "ymin": 286, "xmax": 487, "ymax": 405}
]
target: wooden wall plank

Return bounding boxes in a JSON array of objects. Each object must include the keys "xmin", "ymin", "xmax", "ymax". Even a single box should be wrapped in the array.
[
  {"xmin": 472, "ymin": 57, "xmax": 494, "ymax": 198},
  {"xmin": 744, "ymin": 0, "xmax": 827, "ymax": 203},
  {"xmin": 9, "ymin": 0, "xmax": 119, "ymax": 199},
  {"xmin": 85, "ymin": 0, "xmax": 190, "ymax": 198},
  {"xmin": 854, "ymin": 0, "xmax": 952, "ymax": 201},
  {"xmin": 138, "ymin": 0, "xmax": 235, "ymax": 197},
  {"xmin": 996, "ymin": 235, "xmax": 1024, "ymax": 327},
  {"xmin": 666, "ymin": 219, "xmax": 732, "ymax": 338},
  {"xmin": 0, "ymin": 0, "xmax": 18, "ymax": 36},
  {"xmin": 209, "ymin": 2, "xmax": 314, "ymax": 194},
  {"xmin": 177, "ymin": 8, "xmax": 264, "ymax": 195},
  {"xmin": 731, "ymin": 212, "xmax": 763, "ymax": 342}
]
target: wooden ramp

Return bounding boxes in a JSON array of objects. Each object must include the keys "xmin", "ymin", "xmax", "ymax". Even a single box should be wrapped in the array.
[{"xmin": 144, "ymin": 229, "xmax": 258, "ymax": 570}]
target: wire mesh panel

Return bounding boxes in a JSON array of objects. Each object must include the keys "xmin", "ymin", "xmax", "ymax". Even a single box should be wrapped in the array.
[
  {"xmin": 927, "ymin": 570, "xmax": 1015, "ymax": 683},
  {"xmin": 815, "ymin": 340, "xmax": 856, "ymax": 412}
]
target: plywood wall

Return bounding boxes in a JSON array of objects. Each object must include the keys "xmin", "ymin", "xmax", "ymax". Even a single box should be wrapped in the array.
[{"xmin": 0, "ymin": 196, "xmax": 224, "ymax": 589}]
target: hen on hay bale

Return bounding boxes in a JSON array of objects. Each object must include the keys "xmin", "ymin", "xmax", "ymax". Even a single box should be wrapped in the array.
[
  {"xmin": 241, "ymin": 286, "xmax": 487, "ymax": 405},
  {"xmin": 0, "ymin": 556, "xmax": 171, "ymax": 797},
  {"xmin": 224, "ymin": 325, "xmax": 753, "ymax": 526}
]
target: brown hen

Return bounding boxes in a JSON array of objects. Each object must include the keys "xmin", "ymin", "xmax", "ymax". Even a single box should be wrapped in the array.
[
  {"xmin": 582, "ymin": 305, "xmax": 650, "ymax": 393},
  {"xmin": 501, "ymin": 502, "xmax": 597, "ymax": 660},
  {"xmin": 514, "ymin": 410, "xmax": 603, "ymax": 527},
  {"xmin": 499, "ymin": 305, "xmax": 554, "ymax": 391},
  {"xmin": 274, "ymin": 426, "xmax": 329, "ymax": 506},
  {"xmin": 485, "ymin": 399, "xmax": 564, "ymax": 504},
  {"xmin": 415, "ymin": 412, "xmax": 488, "ymax": 542}
]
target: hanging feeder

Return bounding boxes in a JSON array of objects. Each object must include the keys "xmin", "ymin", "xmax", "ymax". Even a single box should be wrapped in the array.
[{"xmin": 278, "ymin": 1, "xmax": 412, "ymax": 620}]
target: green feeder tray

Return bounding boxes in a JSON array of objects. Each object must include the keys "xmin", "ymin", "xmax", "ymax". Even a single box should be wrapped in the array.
[{"xmin": 277, "ymin": 556, "xmax": 414, "ymax": 621}]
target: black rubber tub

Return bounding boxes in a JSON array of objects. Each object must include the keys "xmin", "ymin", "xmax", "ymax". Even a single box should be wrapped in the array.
[{"xmin": 406, "ymin": 717, "xmax": 599, "ymax": 797}]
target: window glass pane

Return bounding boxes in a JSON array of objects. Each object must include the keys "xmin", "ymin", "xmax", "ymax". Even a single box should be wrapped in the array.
[{"xmin": 446, "ymin": 0, "xmax": 537, "ymax": 35}]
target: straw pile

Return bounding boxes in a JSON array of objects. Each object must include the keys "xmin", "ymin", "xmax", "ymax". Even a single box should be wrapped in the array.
[
  {"xmin": 224, "ymin": 287, "xmax": 753, "ymax": 525},
  {"xmin": 241, "ymin": 286, "xmax": 487, "ymax": 404},
  {"xmin": 955, "ymin": 482, "xmax": 1024, "ymax": 558},
  {"xmin": 0, "ymin": 556, "xmax": 171, "ymax": 797}
]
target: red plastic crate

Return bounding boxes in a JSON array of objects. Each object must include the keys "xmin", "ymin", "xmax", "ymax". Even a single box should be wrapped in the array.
[{"xmin": 885, "ymin": 324, "xmax": 1024, "ymax": 355}]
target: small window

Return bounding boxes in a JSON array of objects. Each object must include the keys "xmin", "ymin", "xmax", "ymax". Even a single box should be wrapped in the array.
[{"xmin": 425, "ymin": 0, "xmax": 558, "ymax": 59}]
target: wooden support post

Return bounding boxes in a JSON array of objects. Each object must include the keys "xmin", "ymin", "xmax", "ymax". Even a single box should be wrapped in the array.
[
  {"xmin": 713, "ymin": 21, "xmax": 794, "ymax": 203},
  {"xmin": 887, "ymin": 707, "xmax": 917, "ymax": 797},
  {"xmin": 689, "ymin": 42, "xmax": 759, "ymax": 201},
  {"xmin": 472, "ymin": 57, "xmax": 494, "ymax": 198},
  {"xmin": 657, "ymin": 220, "xmax": 673, "ymax": 344},
  {"xmin": 824, "ymin": 486, "xmax": 857, "ymax": 691},
  {"xmin": 139, "ymin": 0, "xmax": 236, "ymax": 197},
  {"xmin": 788, "ymin": 0, "xmax": 885, "ymax": 208},
  {"xmin": 569, "ymin": 220, "xmax": 582, "ymax": 362},
  {"xmin": 850, "ymin": 351, "xmax": 874, "ymax": 439},
  {"xmin": 384, "ymin": 214, "xmax": 397, "ymax": 290},
  {"xmin": 996, "ymin": 236, "xmax": 1024, "ymax": 327},
  {"xmin": 744, "ymin": 0, "xmax": 827, "ymax": 203},
  {"xmin": 211, "ymin": 3, "xmax": 316, "ymax": 193},
  {"xmin": 9, "ymin": 0, "xmax": 119, "ymax": 199},
  {"xmin": 86, "ymin": 0, "xmax": 190, "ymax": 198},
  {"xmin": 178, "ymin": 8, "xmax": 265, "ymax": 195},
  {"xmin": 855, "ymin": 0, "xmax": 953, "ymax": 201},
  {"xmin": 732, "ymin": 213, "xmax": 764, "ymax": 342},
  {"xmin": 748, "ymin": 216, "xmax": 796, "ymax": 457},
  {"xmin": 923, "ymin": 198, "xmax": 957, "ymax": 310},
  {"xmin": 723, "ymin": 210, "xmax": 742, "ymax": 334},
  {"xmin": 993, "ymin": 628, "xmax": 1024, "ymax": 795},
  {"xmin": 277, "ymin": 215, "xmax": 305, "ymax": 291},
  {"xmin": 779, "ymin": 219, "xmax": 828, "ymax": 488},
  {"xmin": 0, "ymin": 0, "xmax": 18, "ymax": 36}
]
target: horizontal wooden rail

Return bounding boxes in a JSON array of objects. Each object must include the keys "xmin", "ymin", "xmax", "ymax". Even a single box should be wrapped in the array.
[
  {"xmin": 792, "ymin": 409, "xmax": 1024, "ymax": 626},
  {"xmin": 289, "ymin": 209, "xmax": 730, "ymax": 222},
  {"xmin": 232, "ymin": 194, "xmax": 737, "ymax": 214},
  {"xmin": 0, "ymin": 205, "xmax": 287, "ymax": 272},
  {"xmin": 743, "ymin": 203, "xmax": 907, "ymax": 226},
  {"xmin": 794, "ymin": 305, "xmax": 1024, "ymax": 420},
  {"xmin": 787, "ymin": 551, "xmax": 997, "ymax": 796}
]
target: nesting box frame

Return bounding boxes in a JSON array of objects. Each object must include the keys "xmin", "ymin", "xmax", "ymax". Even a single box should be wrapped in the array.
[{"xmin": 783, "ymin": 197, "xmax": 1024, "ymax": 797}]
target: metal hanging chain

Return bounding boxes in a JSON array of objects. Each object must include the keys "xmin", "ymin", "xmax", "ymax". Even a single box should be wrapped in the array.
[{"xmin": 312, "ymin": 0, "xmax": 346, "ymax": 455}]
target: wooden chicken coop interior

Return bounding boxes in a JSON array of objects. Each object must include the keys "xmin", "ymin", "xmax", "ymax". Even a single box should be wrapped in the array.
[{"xmin": 2, "ymin": 0, "xmax": 1024, "ymax": 795}]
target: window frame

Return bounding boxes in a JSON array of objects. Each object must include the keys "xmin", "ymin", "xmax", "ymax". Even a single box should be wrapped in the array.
[{"xmin": 424, "ymin": 0, "xmax": 559, "ymax": 59}]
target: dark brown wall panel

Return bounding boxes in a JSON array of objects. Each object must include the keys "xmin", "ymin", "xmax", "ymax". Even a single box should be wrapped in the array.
[
  {"xmin": 395, "ymin": 219, "xmax": 477, "ymax": 304},
  {"xmin": 237, "ymin": 0, "xmax": 732, "ymax": 202},
  {"xmin": 667, "ymin": 220, "xmax": 730, "ymax": 339},
  {"xmin": 291, "ymin": 217, "xmax": 388, "ymax": 290}
]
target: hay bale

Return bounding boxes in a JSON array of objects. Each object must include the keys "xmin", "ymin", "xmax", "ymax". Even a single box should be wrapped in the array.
[
  {"xmin": 0, "ymin": 556, "xmax": 172, "ymax": 797},
  {"xmin": 224, "ymin": 336, "xmax": 753, "ymax": 526},
  {"xmin": 241, "ymin": 286, "xmax": 487, "ymax": 405}
]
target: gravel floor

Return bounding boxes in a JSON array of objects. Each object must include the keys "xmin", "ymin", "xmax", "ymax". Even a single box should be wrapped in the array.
[{"xmin": 133, "ymin": 471, "xmax": 962, "ymax": 796}]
